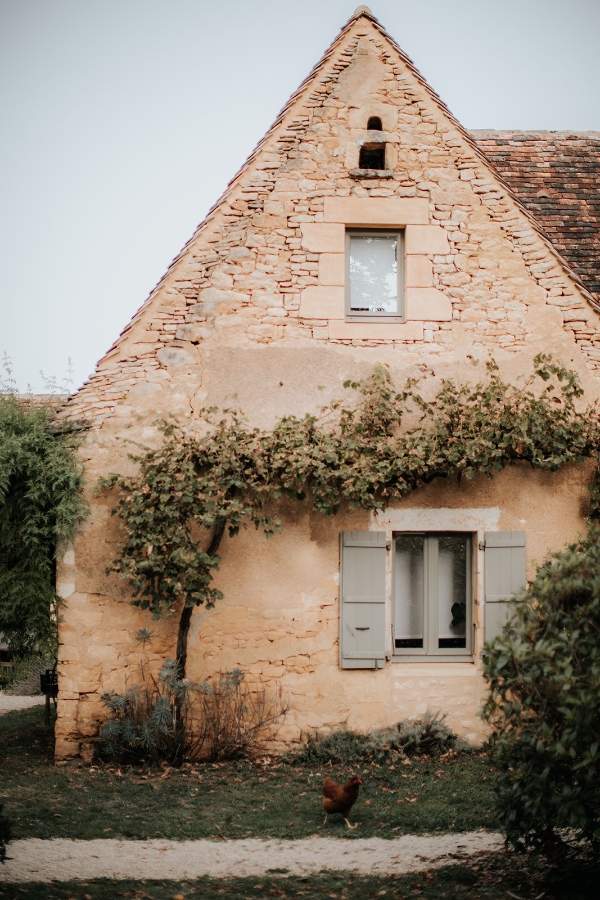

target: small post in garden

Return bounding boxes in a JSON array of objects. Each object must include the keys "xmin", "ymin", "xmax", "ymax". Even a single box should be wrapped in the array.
[{"xmin": 40, "ymin": 669, "xmax": 58, "ymax": 727}]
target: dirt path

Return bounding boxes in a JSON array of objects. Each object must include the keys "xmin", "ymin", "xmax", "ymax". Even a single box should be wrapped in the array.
[
  {"xmin": 0, "ymin": 833, "xmax": 504, "ymax": 883},
  {"xmin": 0, "ymin": 692, "xmax": 45, "ymax": 715}
]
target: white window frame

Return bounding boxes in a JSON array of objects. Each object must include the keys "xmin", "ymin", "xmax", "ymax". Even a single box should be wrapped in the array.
[
  {"xmin": 345, "ymin": 229, "xmax": 404, "ymax": 323},
  {"xmin": 393, "ymin": 531, "xmax": 473, "ymax": 662}
]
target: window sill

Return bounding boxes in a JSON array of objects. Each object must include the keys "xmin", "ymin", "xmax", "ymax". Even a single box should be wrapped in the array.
[
  {"xmin": 349, "ymin": 168, "xmax": 395, "ymax": 179},
  {"xmin": 391, "ymin": 657, "xmax": 476, "ymax": 668},
  {"xmin": 345, "ymin": 316, "xmax": 404, "ymax": 324}
]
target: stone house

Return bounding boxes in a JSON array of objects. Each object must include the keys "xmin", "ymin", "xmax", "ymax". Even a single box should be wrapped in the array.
[{"xmin": 55, "ymin": 7, "xmax": 600, "ymax": 760}]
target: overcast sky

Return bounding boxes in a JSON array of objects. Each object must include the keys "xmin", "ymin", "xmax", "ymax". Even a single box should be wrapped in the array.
[{"xmin": 1, "ymin": 0, "xmax": 599, "ymax": 393}]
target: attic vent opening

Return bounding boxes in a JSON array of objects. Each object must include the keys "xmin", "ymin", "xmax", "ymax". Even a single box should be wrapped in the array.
[
  {"xmin": 367, "ymin": 116, "xmax": 382, "ymax": 130},
  {"xmin": 359, "ymin": 144, "xmax": 385, "ymax": 170}
]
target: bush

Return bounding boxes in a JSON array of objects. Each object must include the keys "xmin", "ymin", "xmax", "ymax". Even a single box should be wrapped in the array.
[
  {"xmin": 98, "ymin": 659, "xmax": 192, "ymax": 766},
  {"xmin": 0, "ymin": 392, "xmax": 86, "ymax": 661},
  {"xmin": 195, "ymin": 668, "xmax": 289, "ymax": 762},
  {"xmin": 289, "ymin": 711, "xmax": 466, "ymax": 765},
  {"xmin": 482, "ymin": 528, "xmax": 600, "ymax": 852},
  {"xmin": 97, "ymin": 663, "xmax": 289, "ymax": 765},
  {"xmin": 375, "ymin": 710, "xmax": 469, "ymax": 757},
  {"xmin": 289, "ymin": 726, "xmax": 372, "ymax": 766}
]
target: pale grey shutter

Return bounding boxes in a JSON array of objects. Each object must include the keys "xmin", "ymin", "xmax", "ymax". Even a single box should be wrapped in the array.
[
  {"xmin": 484, "ymin": 531, "xmax": 526, "ymax": 643},
  {"xmin": 340, "ymin": 531, "xmax": 386, "ymax": 669}
]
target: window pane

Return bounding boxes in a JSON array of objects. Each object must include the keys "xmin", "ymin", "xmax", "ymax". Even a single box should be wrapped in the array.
[
  {"xmin": 349, "ymin": 235, "xmax": 398, "ymax": 314},
  {"xmin": 437, "ymin": 536, "xmax": 467, "ymax": 649},
  {"xmin": 394, "ymin": 535, "xmax": 424, "ymax": 648}
]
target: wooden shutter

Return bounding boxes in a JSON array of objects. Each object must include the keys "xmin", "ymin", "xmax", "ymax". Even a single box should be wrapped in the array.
[
  {"xmin": 340, "ymin": 531, "xmax": 387, "ymax": 669},
  {"xmin": 484, "ymin": 531, "xmax": 526, "ymax": 643}
]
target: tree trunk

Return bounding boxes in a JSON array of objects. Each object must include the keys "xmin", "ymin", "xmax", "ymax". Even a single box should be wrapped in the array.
[{"xmin": 175, "ymin": 516, "xmax": 227, "ymax": 679}]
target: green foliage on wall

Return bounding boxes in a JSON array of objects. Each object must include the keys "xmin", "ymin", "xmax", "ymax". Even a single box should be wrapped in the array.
[
  {"xmin": 482, "ymin": 528, "xmax": 600, "ymax": 852},
  {"xmin": 104, "ymin": 354, "xmax": 600, "ymax": 675},
  {"xmin": 0, "ymin": 394, "xmax": 87, "ymax": 659}
]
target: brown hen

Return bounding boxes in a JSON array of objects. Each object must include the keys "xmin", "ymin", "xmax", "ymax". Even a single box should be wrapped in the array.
[{"xmin": 322, "ymin": 774, "xmax": 362, "ymax": 829}]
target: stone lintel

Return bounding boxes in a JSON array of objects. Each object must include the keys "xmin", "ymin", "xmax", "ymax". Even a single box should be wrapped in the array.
[{"xmin": 324, "ymin": 197, "xmax": 429, "ymax": 226}]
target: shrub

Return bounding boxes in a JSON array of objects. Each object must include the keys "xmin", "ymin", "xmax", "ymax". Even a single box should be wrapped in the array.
[
  {"xmin": 482, "ymin": 528, "xmax": 600, "ymax": 852},
  {"xmin": 195, "ymin": 668, "xmax": 289, "ymax": 762},
  {"xmin": 374, "ymin": 710, "xmax": 469, "ymax": 758},
  {"xmin": 289, "ymin": 726, "xmax": 372, "ymax": 766},
  {"xmin": 289, "ymin": 711, "xmax": 466, "ymax": 765},
  {"xmin": 97, "ymin": 663, "xmax": 289, "ymax": 765},
  {"xmin": 98, "ymin": 659, "xmax": 192, "ymax": 766},
  {"xmin": 0, "ymin": 392, "xmax": 86, "ymax": 662}
]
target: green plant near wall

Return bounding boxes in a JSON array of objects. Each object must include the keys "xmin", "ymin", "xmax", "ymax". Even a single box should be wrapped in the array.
[
  {"xmin": 482, "ymin": 528, "xmax": 600, "ymax": 854},
  {"xmin": 104, "ymin": 354, "xmax": 600, "ymax": 678},
  {"xmin": 0, "ymin": 393, "xmax": 87, "ymax": 661}
]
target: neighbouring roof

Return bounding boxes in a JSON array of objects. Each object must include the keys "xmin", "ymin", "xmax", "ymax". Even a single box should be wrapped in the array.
[{"xmin": 472, "ymin": 131, "xmax": 600, "ymax": 303}]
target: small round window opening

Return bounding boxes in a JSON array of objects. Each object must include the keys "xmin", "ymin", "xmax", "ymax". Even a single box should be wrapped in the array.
[{"xmin": 367, "ymin": 116, "xmax": 382, "ymax": 130}]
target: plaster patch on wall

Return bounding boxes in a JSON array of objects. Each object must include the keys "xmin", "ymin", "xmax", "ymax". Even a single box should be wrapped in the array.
[
  {"xmin": 57, "ymin": 583, "xmax": 75, "ymax": 599},
  {"xmin": 370, "ymin": 507, "xmax": 501, "ymax": 532},
  {"xmin": 62, "ymin": 548, "xmax": 75, "ymax": 567}
]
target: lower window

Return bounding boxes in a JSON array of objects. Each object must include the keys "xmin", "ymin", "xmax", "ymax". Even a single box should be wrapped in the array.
[{"xmin": 394, "ymin": 533, "xmax": 472, "ymax": 657}]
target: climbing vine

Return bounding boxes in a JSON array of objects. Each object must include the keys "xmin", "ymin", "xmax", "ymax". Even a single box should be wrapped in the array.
[{"xmin": 105, "ymin": 354, "xmax": 600, "ymax": 677}]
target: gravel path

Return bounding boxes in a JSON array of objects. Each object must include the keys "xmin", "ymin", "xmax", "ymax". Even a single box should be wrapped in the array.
[
  {"xmin": 0, "ymin": 833, "xmax": 504, "ymax": 883},
  {"xmin": 0, "ymin": 692, "xmax": 45, "ymax": 715}
]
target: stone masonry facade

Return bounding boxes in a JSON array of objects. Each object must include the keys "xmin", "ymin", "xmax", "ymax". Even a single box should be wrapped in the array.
[{"xmin": 54, "ymin": 8, "xmax": 600, "ymax": 760}]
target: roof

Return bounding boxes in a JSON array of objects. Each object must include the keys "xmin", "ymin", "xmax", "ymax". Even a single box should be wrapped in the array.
[{"xmin": 472, "ymin": 131, "xmax": 600, "ymax": 303}]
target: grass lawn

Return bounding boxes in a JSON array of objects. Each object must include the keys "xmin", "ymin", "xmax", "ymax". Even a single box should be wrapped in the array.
[
  {"xmin": 3, "ymin": 853, "xmax": 600, "ymax": 900},
  {"xmin": 0, "ymin": 707, "xmax": 497, "ymax": 842}
]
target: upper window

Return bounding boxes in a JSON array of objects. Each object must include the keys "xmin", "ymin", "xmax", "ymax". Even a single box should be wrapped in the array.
[
  {"xmin": 367, "ymin": 116, "xmax": 383, "ymax": 130},
  {"xmin": 394, "ymin": 533, "xmax": 472, "ymax": 658},
  {"xmin": 346, "ymin": 230, "xmax": 404, "ymax": 322},
  {"xmin": 359, "ymin": 144, "xmax": 385, "ymax": 169}
]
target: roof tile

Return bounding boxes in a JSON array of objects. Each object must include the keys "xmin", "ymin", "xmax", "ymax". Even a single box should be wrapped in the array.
[{"xmin": 472, "ymin": 131, "xmax": 600, "ymax": 302}]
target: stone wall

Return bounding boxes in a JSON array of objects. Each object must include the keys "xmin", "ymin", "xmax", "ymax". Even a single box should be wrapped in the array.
[{"xmin": 54, "ymin": 11, "xmax": 600, "ymax": 760}]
